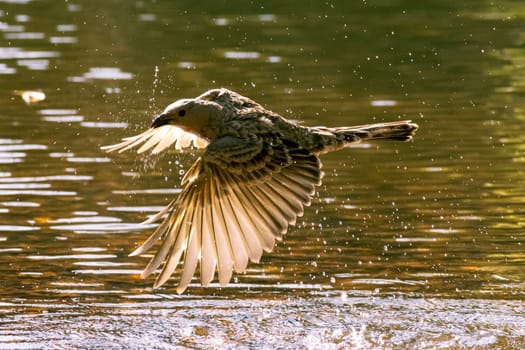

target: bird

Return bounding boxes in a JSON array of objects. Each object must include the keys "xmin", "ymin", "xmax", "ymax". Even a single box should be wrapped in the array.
[{"xmin": 102, "ymin": 88, "xmax": 418, "ymax": 293}]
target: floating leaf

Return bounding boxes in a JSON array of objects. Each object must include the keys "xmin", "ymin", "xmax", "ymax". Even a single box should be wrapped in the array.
[{"xmin": 13, "ymin": 90, "xmax": 46, "ymax": 104}]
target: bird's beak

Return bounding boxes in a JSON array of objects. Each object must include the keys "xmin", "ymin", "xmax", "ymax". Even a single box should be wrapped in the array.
[{"xmin": 151, "ymin": 113, "xmax": 170, "ymax": 128}]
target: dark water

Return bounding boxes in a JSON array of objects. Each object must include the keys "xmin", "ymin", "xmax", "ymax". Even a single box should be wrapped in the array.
[{"xmin": 1, "ymin": 0, "xmax": 524, "ymax": 348}]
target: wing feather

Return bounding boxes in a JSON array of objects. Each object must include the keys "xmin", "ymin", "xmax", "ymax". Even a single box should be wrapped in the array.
[
  {"xmin": 101, "ymin": 125, "xmax": 208, "ymax": 155},
  {"xmin": 153, "ymin": 188, "xmax": 198, "ymax": 287},
  {"xmin": 216, "ymin": 171, "xmax": 264, "ymax": 263},
  {"xmin": 129, "ymin": 212, "xmax": 170, "ymax": 257},
  {"xmin": 217, "ymin": 187, "xmax": 250, "ymax": 272},
  {"xmin": 246, "ymin": 184, "xmax": 288, "ymax": 232},
  {"xmin": 177, "ymin": 191, "xmax": 203, "ymax": 291},
  {"xmin": 129, "ymin": 134, "xmax": 322, "ymax": 292},
  {"xmin": 140, "ymin": 197, "xmax": 175, "ymax": 225},
  {"xmin": 140, "ymin": 222, "xmax": 177, "ymax": 279},
  {"xmin": 137, "ymin": 126, "xmax": 171, "ymax": 153},
  {"xmin": 230, "ymin": 182, "xmax": 282, "ymax": 250},
  {"xmin": 210, "ymin": 177, "xmax": 235, "ymax": 285},
  {"xmin": 200, "ymin": 177, "xmax": 217, "ymax": 287}
]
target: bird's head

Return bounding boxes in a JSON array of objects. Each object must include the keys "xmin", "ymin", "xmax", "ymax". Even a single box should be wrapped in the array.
[{"xmin": 151, "ymin": 90, "xmax": 225, "ymax": 140}]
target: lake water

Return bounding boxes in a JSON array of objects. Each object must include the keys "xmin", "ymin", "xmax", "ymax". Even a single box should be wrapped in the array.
[{"xmin": 0, "ymin": 1, "xmax": 524, "ymax": 349}]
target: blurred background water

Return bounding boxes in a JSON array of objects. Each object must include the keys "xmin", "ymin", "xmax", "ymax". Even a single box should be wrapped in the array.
[{"xmin": 0, "ymin": 0, "xmax": 524, "ymax": 348}]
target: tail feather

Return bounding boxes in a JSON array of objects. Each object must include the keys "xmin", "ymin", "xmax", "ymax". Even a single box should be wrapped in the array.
[
  {"xmin": 334, "ymin": 120, "xmax": 418, "ymax": 142},
  {"xmin": 310, "ymin": 120, "xmax": 418, "ymax": 154}
]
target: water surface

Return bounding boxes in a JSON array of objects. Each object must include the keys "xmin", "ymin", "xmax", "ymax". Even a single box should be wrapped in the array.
[{"xmin": 0, "ymin": 1, "xmax": 524, "ymax": 348}]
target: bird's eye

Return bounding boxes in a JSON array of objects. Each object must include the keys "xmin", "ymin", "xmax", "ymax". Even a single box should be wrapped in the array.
[{"xmin": 178, "ymin": 110, "xmax": 186, "ymax": 117}]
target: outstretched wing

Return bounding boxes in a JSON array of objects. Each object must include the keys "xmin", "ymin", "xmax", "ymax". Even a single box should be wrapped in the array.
[
  {"xmin": 101, "ymin": 125, "xmax": 208, "ymax": 154},
  {"xmin": 130, "ymin": 134, "xmax": 323, "ymax": 293}
]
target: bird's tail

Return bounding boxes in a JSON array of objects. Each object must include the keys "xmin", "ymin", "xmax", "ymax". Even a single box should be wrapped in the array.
[
  {"xmin": 332, "ymin": 120, "xmax": 418, "ymax": 142},
  {"xmin": 311, "ymin": 120, "xmax": 418, "ymax": 153}
]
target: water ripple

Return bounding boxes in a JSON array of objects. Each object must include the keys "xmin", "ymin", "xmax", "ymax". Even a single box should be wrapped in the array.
[
  {"xmin": 0, "ymin": 183, "xmax": 50, "ymax": 189},
  {"xmin": 66, "ymin": 157, "xmax": 111, "ymax": 163},
  {"xmin": 42, "ymin": 115, "xmax": 84, "ymax": 123},
  {"xmin": 0, "ymin": 144, "xmax": 47, "ymax": 151},
  {"xmin": 107, "ymin": 206, "xmax": 166, "ymax": 213},
  {"xmin": 68, "ymin": 67, "xmax": 134, "ymax": 82},
  {"xmin": 80, "ymin": 121, "xmax": 128, "ymax": 128},
  {"xmin": 49, "ymin": 222, "xmax": 157, "ymax": 233},
  {"xmin": 0, "ymin": 139, "xmax": 22, "ymax": 145},
  {"xmin": 49, "ymin": 36, "xmax": 77, "ymax": 44},
  {"xmin": 0, "ymin": 63, "xmax": 16, "ymax": 74},
  {"xmin": 72, "ymin": 269, "xmax": 144, "ymax": 275},
  {"xmin": 0, "ymin": 151, "xmax": 26, "ymax": 158},
  {"xmin": 0, "ymin": 157, "xmax": 23, "ymax": 164},
  {"xmin": 0, "ymin": 47, "xmax": 59, "ymax": 59},
  {"xmin": 4, "ymin": 32, "xmax": 45, "ymax": 39},
  {"xmin": 224, "ymin": 51, "xmax": 260, "ymax": 59},
  {"xmin": 73, "ymin": 261, "xmax": 135, "ymax": 267},
  {"xmin": 56, "ymin": 24, "xmax": 77, "ymax": 32},
  {"xmin": 38, "ymin": 108, "xmax": 78, "ymax": 115},
  {"xmin": 0, "ymin": 175, "xmax": 92, "ymax": 183},
  {"xmin": 48, "ymin": 216, "xmax": 121, "ymax": 224},
  {"xmin": 0, "ymin": 190, "xmax": 76, "ymax": 196},
  {"xmin": 0, "ymin": 201, "xmax": 39, "ymax": 207},
  {"xmin": 0, "ymin": 225, "xmax": 39, "ymax": 231},
  {"xmin": 112, "ymin": 188, "xmax": 181, "ymax": 195},
  {"xmin": 27, "ymin": 254, "xmax": 117, "ymax": 260}
]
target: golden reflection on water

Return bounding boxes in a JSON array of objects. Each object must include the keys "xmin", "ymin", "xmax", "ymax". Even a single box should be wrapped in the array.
[{"xmin": 0, "ymin": 0, "xmax": 525, "ymax": 348}]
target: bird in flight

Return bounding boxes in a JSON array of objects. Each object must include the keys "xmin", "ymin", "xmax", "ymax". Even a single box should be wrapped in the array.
[{"xmin": 102, "ymin": 88, "xmax": 418, "ymax": 293}]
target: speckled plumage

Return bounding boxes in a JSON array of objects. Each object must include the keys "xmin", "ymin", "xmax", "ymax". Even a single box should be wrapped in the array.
[{"xmin": 102, "ymin": 88, "xmax": 418, "ymax": 293}]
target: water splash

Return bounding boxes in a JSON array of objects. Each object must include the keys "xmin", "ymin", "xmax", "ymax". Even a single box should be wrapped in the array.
[{"xmin": 149, "ymin": 65, "xmax": 160, "ymax": 112}]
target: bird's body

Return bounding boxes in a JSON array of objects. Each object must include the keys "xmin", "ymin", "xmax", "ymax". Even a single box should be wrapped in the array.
[{"xmin": 102, "ymin": 88, "xmax": 418, "ymax": 293}]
